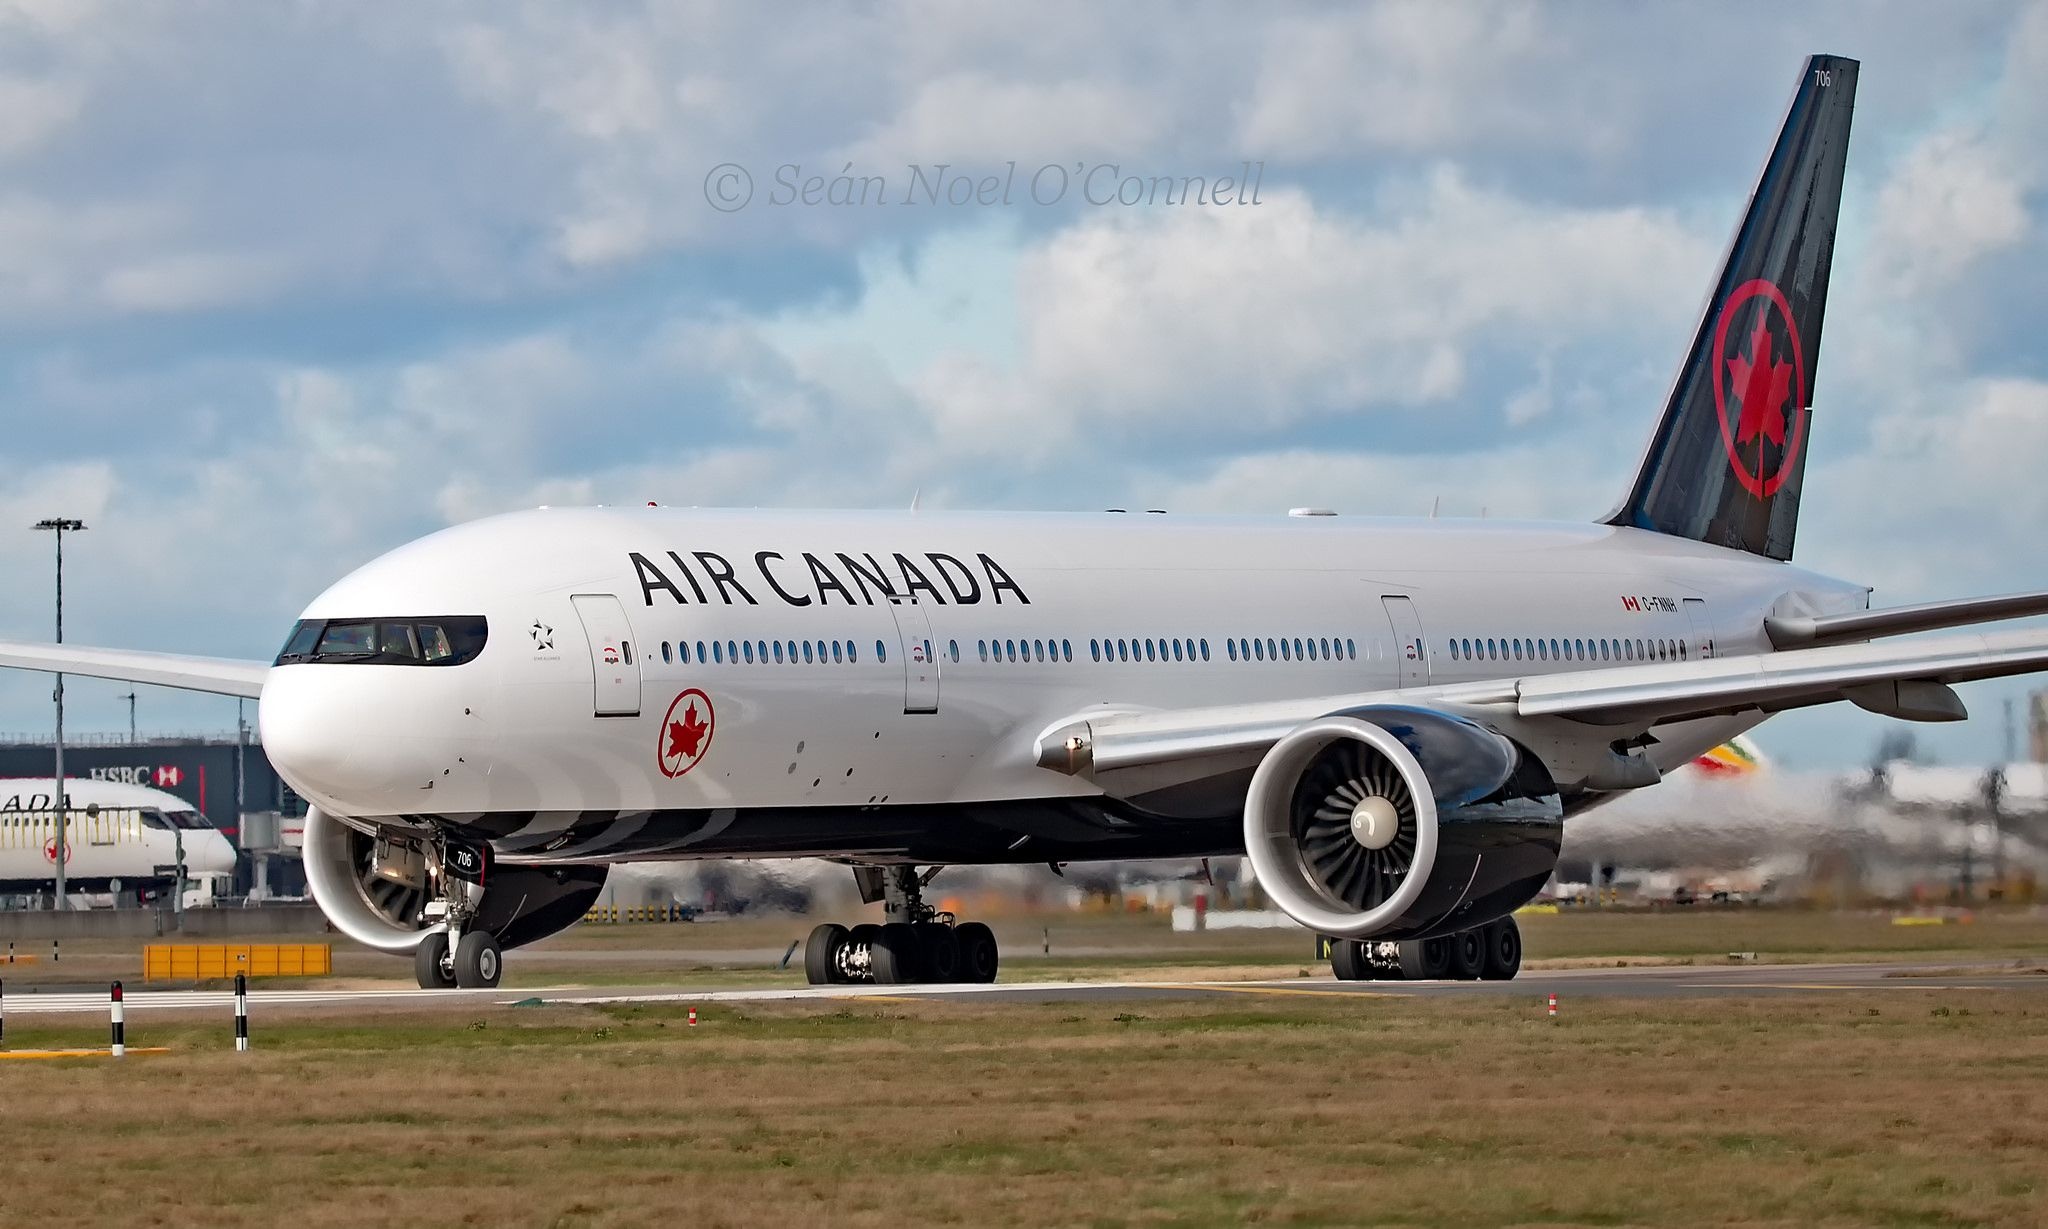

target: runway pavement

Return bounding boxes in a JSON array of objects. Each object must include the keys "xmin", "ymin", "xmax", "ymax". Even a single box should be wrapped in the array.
[{"xmin": 2, "ymin": 957, "xmax": 2042, "ymax": 1018}]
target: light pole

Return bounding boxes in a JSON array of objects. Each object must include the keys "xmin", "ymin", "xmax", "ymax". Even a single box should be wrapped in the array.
[
  {"xmin": 33, "ymin": 517, "xmax": 85, "ymax": 910},
  {"xmin": 123, "ymin": 690, "xmax": 136, "ymax": 743}
]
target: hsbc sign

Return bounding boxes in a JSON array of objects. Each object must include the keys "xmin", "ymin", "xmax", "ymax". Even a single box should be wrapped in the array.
[{"xmin": 88, "ymin": 764, "xmax": 185, "ymax": 788}]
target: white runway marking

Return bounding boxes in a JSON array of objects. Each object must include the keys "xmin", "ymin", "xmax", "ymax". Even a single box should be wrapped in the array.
[
  {"xmin": 1, "ymin": 961, "xmax": 2037, "ymax": 1016},
  {"xmin": 0, "ymin": 979, "xmax": 1196, "ymax": 1016}
]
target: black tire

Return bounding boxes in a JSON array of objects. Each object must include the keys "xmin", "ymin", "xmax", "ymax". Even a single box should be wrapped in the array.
[
  {"xmin": 955, "ymin": 921, "xmax": 999, "ymax": 983},
  {"xmin": 1331, "ymin": 939, "xmax": 1376, "ymax": 982},
  {"xmin": 1449, "ymin": 929, "xmax": 1486, "ymax": 980},
  {"xmin": 871, "ymin": 922, "xmax": 921, "ymax": 984},
  {"xmin": 414, "ymin": 932, "xmax": 455, "ymax": 990},
  {"xmin": 915, "ymin": 923, "xmax": 961, "ymax": 983},
  {"xmin": 1480, "ymin": 916, "xmax": 1523, "ymax": 981},
  {"xmin": 452, "ymin": 931, "xmax": 503, "ymax": 989},
  {"xmin": 1397, "ymin": 936, "xmax": 1452, "ymax": 981},
  {"xmin": 804, "ymin": 922, "xmax": 850, "ymax": 985}
]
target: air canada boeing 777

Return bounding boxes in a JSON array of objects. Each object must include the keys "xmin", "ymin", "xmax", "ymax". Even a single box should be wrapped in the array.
[{"xmin": 6, "ymin": 55, "xmax": 2047, "ymax": 989}]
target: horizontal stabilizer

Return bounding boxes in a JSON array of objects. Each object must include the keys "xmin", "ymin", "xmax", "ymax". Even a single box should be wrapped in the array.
[
  {"xmin": 0, "ymin": 641, "xmax": 267, "ymax": 699},
  {"xmin": 1766, "ymin": 590, "xmax": 2048, "ymax": 648}
]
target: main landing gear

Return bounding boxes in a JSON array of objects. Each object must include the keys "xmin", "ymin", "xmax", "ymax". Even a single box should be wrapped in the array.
[
  {"xmin": 803, "ymin": 866, "xmax": 1000, "ymax": 986},
  {"xmin": 1329, "ymin": 916, "xmax": 1522, "ymax": 982}
]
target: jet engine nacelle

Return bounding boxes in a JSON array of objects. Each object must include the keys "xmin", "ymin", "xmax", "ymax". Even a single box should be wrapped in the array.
[
  {"xmin": 1243, "ymin": 706, "xmax": 1562, "ymax": 941},
  {"xmin": 303, "ymin": 807, "xmax": 607, "ymax": 953}
]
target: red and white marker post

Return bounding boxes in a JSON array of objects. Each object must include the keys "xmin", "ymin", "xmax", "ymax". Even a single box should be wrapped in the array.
[
  {"xmin": 110, "ymin": 981, "xmax": 126, "ymax": 1057},
  {"xmin": 1546, "ymin": 992, "xmax": 1558, "ymax": 1019},
  {"xmin": 687, "ymin": 1007, "xmax": 698, "ymax": 1027}
]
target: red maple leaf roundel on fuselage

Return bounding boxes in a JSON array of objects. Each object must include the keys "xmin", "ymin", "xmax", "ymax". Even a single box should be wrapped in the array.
[
  {"xmin": 1726, "ymin": 316, "xmax": 1793, "ymax": 448},
  {"xmin": 669, "ymin": 703, "xmax": 708, "ymax": 760},
  {"xmin": 658, "ymin": 688, "xmax": 715, "ymax": 778}
]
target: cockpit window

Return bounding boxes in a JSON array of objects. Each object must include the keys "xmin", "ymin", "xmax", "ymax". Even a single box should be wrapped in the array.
[
  {"xmin": 317, "ymin": 622, "xmax": 376, "ymax": 656},
  {"xmin": 280, "ymin": 621, "xmax": 321, "ymax": 659},
  {"xmin": 379, "ymin": 623, "xmax": 420, "ymax": 659},
  {"xmin": 420, "ymin": 623, "xmax": 453, "ymax": 662},
  {"xmin": 276, "ymin": 617, "xmax": 487, "ymax": 666},
  {"xmin": 139, "ymin": 809, "xmax": 172, "ymax": 830},
  {"xmin": 166, "ymin": 809, "xmax": 212, "ymax": 829}
]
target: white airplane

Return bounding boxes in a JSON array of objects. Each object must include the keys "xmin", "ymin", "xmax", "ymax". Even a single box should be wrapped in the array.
[
  {"xmin": 0, "ymin": 778, "xmax": 237, "ymax": 906},
  {"xmin": 4, "ymin": 54, "xmax": 2047, "ymax": 989}
]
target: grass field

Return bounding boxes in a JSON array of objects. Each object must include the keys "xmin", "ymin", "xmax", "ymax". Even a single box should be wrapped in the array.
[{"xmin": 1, "ymin": 990, "xmax": 2044, "ymax": 1227}]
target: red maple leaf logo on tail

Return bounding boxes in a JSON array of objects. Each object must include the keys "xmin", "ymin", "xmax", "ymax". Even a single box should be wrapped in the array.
[
  {"xmin": 1726, "ymin": 316, "xmax": 1793, "ymax": 447},
  {"xmin": 667, "ymin": 701, "xmax": 709, "ymax": 762}
]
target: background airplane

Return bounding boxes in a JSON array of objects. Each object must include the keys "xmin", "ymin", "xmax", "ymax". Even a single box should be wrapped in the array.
[{"xmin": 0, "ymin": 777, "xmax": 237, "ymax": 908}]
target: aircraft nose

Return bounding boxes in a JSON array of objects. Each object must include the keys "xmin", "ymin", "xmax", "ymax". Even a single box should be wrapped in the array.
[
  {"xmin": 199, "ymin": 835, "xmax": 238, "ymax": 874},
  {"xmin": 259, "ymin": 668, "xmax": 362, "ymax": 810},
  {"xmin": 259, "ymin": 665, "xmax": 474, "ymax": 814}
]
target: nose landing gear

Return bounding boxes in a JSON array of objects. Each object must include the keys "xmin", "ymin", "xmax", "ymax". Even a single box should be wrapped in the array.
[
  {"xmin": 802, "ymin": 866, "xmax": 999, "ymax": 986},
  {"xmin": 411, "ymin": 837, "xmax": 504, "ymax": 990}
]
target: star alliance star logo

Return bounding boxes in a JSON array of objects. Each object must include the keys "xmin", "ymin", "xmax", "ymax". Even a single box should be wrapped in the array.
[{"xmin": 530, "ymin": 621, "xmax": 553, "ymax": 651}]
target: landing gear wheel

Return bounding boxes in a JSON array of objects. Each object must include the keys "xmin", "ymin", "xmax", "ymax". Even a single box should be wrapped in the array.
[
  {"xmin": 1398, "ymin": 936, "xmax": 1452, "ymax": 981},
  {"xmin": 1449, "ymin": 929, "xmax": 1486, "ymax": 980},
  {"xmin": 915, "ymin": 922, "xmax": 961, "ymax": 983},
  {"xmin": 1480, "ymin": 916, "xmax": 1523, "ymax": 981},
  {"xmin": 804, "ymin": 922, "xmax": 851, "ymax": 985},
  {"xmin": 871, "ymin": 922, "xmax": 920, "ymax": 985},
  {"xmin": 955, "ymin": 921, "xmax": 999, "ymax": 983},
  {"xmin": 1331, "ymin": 939, "xmax": 1377, "ymax": 982},
  {"xmin": 414, "ymin": 932, "xmax": 455, "ymax": 990},
  {"xmin": 452, "ymin": 931, "xmax": 502, "ymax": 989}
]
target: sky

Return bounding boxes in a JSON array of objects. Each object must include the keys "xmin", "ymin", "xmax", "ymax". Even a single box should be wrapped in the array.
[{"xmin": 0, "ymin": 1, "xmax": 2043, "ymax": 770}]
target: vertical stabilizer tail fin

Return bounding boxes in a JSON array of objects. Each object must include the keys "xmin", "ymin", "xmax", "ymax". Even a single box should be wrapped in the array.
[{"xmin": 1607, "ymin": 55, "xmax": 1858, "ymax": 561}]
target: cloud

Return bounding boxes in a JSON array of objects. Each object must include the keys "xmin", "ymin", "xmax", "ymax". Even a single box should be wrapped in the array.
[
  {"xmin": 1871, "ymin": 128, "xmax": 2030, "ymax": 293},
  {"xmin": 834, "ymin": 75, "xmax": 1165, "ymax": 169},
  {"xmin": 1809, "ymin": 377, "xmax": 2048, "ymax": 600},
  {"xmin": 1139, "ymin": 441, "xmax": 1612, "ymax": 522},
  {"xmin": 1234, "ymin": 2, "xmax": 1625, "ymax": 160},
  {"xmin": 0, "ymin": 74, "xmax": 83, "ymax": 160},
  {"xmin": 967, "ymin": 174, "xmax": 1710, "ymax": 443}
]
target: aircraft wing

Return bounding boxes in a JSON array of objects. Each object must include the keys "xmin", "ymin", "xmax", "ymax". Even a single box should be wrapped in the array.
[
  {"xmin": 0, "ymin": 641, "xmax": 268, "ymax": 699},
  {"xmin": 1037, "ymin": 625, "xmax": 2048, "ymax": 781}
]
